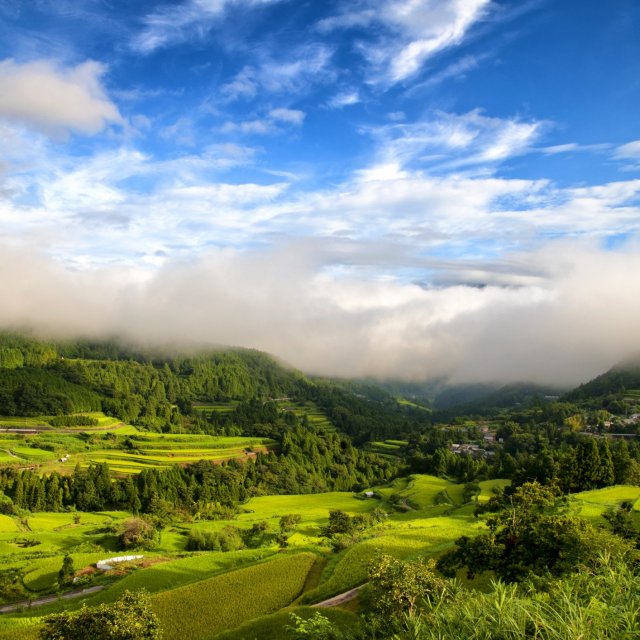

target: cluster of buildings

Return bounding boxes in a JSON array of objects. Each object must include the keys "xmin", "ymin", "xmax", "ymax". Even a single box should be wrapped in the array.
[{"xmin": 449, "ymin": 426, "xmax": 498, "ymax": 459}]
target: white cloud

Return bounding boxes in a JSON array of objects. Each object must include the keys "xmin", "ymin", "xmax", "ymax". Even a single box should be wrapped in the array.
[
  {"xmin": 319, "ymin": 0, "xmax": 491, "ymax": 85},
  {"xmin": 327, "ymin": 91, "xmax": 360, "ymax": 109},
  {"xmin": 222, "ymin": 108, "xmax": 305, "ymax": 135},
  {"xmin": 614, "ymin": 140, "xmax": 640, "ymax": 169},
  {"xmin": 219, "ymin": 46, "xmax": 334, "ymax": 102},
  {"xmin": 0, "ymin": 59, "xmax": 122, "ymax": 137},
  {"xmin": 418, "ymin": 54, "xmax": 483, "ymax": 88},
  {"xmin": 132, "ymin": 0, "xmax": 286, "ymax": 53},
  {"xmin": 366, "ymin": 110, "xmax": 543, "ymax": 172},
  {"xmin": 222, "ymin": 119, "xmax": 274, "ymax": 135},
  {"xmin": 614, "ymin": 140, "xmax": 640, "ymax": 159},
  {"xmin": 269, "ymin": 108, "xmax": 305, "ymax": 125},
  {"xmin": 384, "ymin": 0, "xmax": 491, "ymax": 83},
  {"xmin": 542, "ymin": 143, "xmax": 579, "ymax": 155},
  {"xmin": 219, "ymin": 66, "xmax": 258, "ymax": 102}
]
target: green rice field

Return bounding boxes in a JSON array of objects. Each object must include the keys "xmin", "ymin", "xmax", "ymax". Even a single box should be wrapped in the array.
[
  {"xmin": 152, "ymin": 552, "xmax": 318, "ymax": 639},
  {"xmin": 0, "ymin": 416, "xmax": 275, "ymax": 474},
  {"xmin": 0, "ymin": 475, "xmax": 638, "ymax": 639}
]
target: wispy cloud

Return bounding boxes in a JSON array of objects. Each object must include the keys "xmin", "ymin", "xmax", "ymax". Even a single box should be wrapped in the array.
[
  {"xmin": 416, "ymin": 53, "xmax": 485, "ymax": 89},
  {"xmin": 615, "ymin": 140, "xmax": 640, "ymax": 159},
  {"xmin": 382, "ymin": 0, "xmax": 492, "ymax": 83},
  {"xmin": 269, "ymin": 108, "xmax": 305, "ymax": 125},
  {"xmin": 365, "ymin": 109, "xmax": 543, "ymax": 172},
  {"xmin": 613, "ymin": 140, "xmax": 640, "ymax": 170},
  {"xmin": 219, "ymin": 45, "xmax": 334, "ymax": 102},
  {"xmin": 221, "ymin": 107, "xmax": 305, "ymax": 135},
  {"xmin": 0, "ymin": 58, "xmax": 122, "ymax": 138},
  {"xmin": 132, "ymin": 0, "xmax": 286, "ymax": 54},
  {"xmin": 319, "ymin": 0, "xmax": 492, "ymax": 85},
  {"xmin": 327, "ymin": 91, "xmax": 360, "ymax": 109}
]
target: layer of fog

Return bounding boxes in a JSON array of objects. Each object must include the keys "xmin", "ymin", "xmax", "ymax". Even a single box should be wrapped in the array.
[{"xmin": 2, "ymin": 238, "xmax": 639, "ymax": 387}]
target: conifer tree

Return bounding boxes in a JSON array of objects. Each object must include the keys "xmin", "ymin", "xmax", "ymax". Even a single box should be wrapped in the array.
[{"xmin": 57, "ymin": 555, "xmax": 75, "ymax": 588}]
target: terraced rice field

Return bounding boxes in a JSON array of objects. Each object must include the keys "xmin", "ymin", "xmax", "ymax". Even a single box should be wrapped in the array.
[
  {"xmin": 74, "ymin": 434, "xmax": 274, "ymax": 474},
  {"xmin": 571, "ymin": 485, "xmax": 640, "ymax": 522},
  {"xmin": 368, "ymin": 440, "xmax": 407, "ymax": 456},
  {"xmin": 152, "ymin": 552, "xmax": 318, "ymax": 639},
  {"xmin": 274, "ymin": 400, "xmax": 335, "ymax": 432},
  {"xmin": 0, "ymin": 425, "xmax": 275, "ymax": 474},
  {"xmin": 301, "ymin": 513, "xmax": 482, "ymax": 603},
  {"xmin": 215, "ymin": 606, "xmax": 358, "ymax": 640}
]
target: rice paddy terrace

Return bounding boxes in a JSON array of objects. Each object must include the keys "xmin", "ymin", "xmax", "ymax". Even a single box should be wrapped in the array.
[
  {"xmin": 0, "ymin": 411, "xmax": 275, "ymax": 474},
  {"xmin": 0, "ymin": 474, "xmax": 638, "ymax": 640}
]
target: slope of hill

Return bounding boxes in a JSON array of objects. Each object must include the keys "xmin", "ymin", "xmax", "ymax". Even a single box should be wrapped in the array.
[
  {"xmin": 0, "ymin": 333, "xmax": 434, "ymax": 443},
  {"xmin": 564, "ymin": 357, "xmax": 640, "ymax": 406}
]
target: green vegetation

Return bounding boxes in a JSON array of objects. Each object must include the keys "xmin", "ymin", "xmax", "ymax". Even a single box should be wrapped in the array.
[
  {"xmin": 1, "ymin": 334, "xmax": 640, "ymax": 639},
  {"xmin": 215, "ymin": 607, "xmax": 358, "ymax": 640},
  {"xmin": 41, "ymin": 590, "xmax": 160, "ymax": 640},
  {"xmin": 151, "ymin": 552, "xmax": 317, "ymax": 639}
]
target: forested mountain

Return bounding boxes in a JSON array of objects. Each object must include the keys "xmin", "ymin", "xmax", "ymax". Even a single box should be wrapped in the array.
[
  {"xmin": 564, "ymin": 357, "xmax": 640, "ymax": 408},
  {"xmin": 0, "ymin": 332, "xmax": 432, "ymax": 443}
]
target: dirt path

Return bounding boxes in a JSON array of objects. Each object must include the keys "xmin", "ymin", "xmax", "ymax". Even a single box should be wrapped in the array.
[
  {"xmin": 0, "ymin": 585, "xmax": 104, "ymax": 614},
  {"xmin": 312, "ymin": 585, "xmax": 364, "ymax": 608}
]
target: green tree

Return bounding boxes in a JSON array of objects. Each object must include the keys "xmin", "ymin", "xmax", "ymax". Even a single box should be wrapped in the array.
[
  {"xmin": 279, "ymin": 513, "xmax": 302, "ymax": 532},
  {"xmin": 575, "ymin": 438, "xmax": 601, "ymax": 490},
  {"xmin": 597, "ymin": 438, "xmax": 615, "ymax": 487},
  {"xmin": 287, "ymin": 612, "xmax": 344, "ymax": 640},
  {"xmin": 612, "ymin": 439, "xmax": 633, "ymax": 484},
  {"xmin": 438, "ymin": 481, "xmax": 635, "ymax": 583},
  {"xmin": 40, "ymin": 590, "xmax": 160, "ymax": 640},
  {"xmin": 57, "ymin": 555, "xmax": 75, "ymax": 588},
  {"xmin": 323, "ymin": 510, "xmax": 353, "ymax": 536},
  {"xmin": 118, "ymin": 518, "xmax": 156, "ymax": 550},
  {"xmin": 368, "ymin": 554, "xmax": 451, "ymax": 619}
]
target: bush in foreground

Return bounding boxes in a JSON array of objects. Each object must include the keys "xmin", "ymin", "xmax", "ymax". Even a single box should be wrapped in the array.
[{"xmin": 40, "ymin": 590, "xmax": 160, "ymax": 640}]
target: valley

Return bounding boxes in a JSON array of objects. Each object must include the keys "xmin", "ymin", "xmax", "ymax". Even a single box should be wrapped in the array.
[{"xmin": 0, "ymin": 334, "xmax": 639, "ymax": 639}]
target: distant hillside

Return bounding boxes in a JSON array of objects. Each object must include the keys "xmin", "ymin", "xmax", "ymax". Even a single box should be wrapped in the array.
[
  {"xmin": 0, "ymin": 332, "xmax": 431, "ymax": 442},
  {"xmin": 432, "ymin": 382, "xmax": 566, "ymax": 417},
  {"xmin": 378, "ymin": 378, "xmax": 566, "ymax": 414},
  {"xmin": 432, "ymin": 383, "xmax": 501, "ymax": 410},
  {"xmin": 563, "ymin": 356, "xmax": 640, "ymax": 408}
]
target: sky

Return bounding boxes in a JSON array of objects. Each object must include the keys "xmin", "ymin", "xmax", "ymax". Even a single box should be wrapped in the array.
[{"xmin": 0, "ymin": 0, "xmax": 639, "ymax": 386}]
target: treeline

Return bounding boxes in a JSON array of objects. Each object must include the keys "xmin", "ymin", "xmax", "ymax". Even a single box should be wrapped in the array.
[
  {"xmin": 564, "ymin": 359, "xmax": 640, "ymax": 405},
  {"xmin": 0, "ymin": 425, "xmax": 397, "ymax": 514},
  {"xmin": 408, "ymin": 436, "xmax": 639, "ymax": 491}
]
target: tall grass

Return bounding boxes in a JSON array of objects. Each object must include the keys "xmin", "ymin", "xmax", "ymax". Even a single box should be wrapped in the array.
[{"xmin": 393, "ymin": 554, "xmax": 640, "ymax": 640}]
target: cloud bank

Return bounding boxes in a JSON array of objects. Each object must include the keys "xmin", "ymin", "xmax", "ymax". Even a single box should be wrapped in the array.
[{"xmin": 2, "ymin": 239, "xmax": 639, "ymax": 387}]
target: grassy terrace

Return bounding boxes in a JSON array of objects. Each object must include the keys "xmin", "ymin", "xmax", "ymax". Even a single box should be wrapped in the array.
[
  {"xmin": 1, "ymin": 475, "xmax": 639, "ymax": 639},
  {"xmin": 0, "ymin": 412, "xmax": 275, "ymax": 474}
]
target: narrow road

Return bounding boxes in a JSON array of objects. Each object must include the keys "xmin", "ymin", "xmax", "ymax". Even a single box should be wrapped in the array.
[
  {"xmin": 312, "ymin": 585, "xmax": 363, "ymax": 608},
  {"xmin": 0, "ymin": 585, "xmax": 104, "ymax": 614}
]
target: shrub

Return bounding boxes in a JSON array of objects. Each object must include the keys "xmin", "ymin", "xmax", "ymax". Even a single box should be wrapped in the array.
[
  {"xmin": 118, "ymin": 518, "xmax": 156, "ymax": 550},
  {"xmin": 40, "ymin": 590, "xmax": 160, "ymax": 640},
  {"xmin": 186, "ymin": 526, "xmax": 245, "ymax": 552}
]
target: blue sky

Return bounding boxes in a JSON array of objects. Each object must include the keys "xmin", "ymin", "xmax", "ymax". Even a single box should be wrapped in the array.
[{"xmin": 0, "ymin": 0, "xmax": 639, "ymax": 384}]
